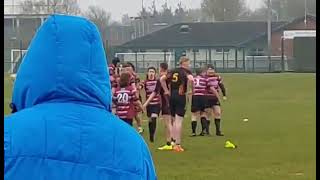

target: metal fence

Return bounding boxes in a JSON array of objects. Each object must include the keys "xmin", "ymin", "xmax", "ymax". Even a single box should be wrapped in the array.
[
  {"xmin": 121, "ymin": 54, "xmax": 294, "ymax": 73},
  {"xmin": 6, "ymin": 51, "xmax": 295, "ymax": 75}
]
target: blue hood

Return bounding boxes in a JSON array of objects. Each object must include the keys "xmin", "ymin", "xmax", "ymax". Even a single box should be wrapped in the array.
[{"xmin": 12, "ymin": 14, "xmax": 111, "ymax": 111}]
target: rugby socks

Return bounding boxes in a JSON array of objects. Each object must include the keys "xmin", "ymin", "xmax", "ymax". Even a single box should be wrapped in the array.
[
  {"xmin": 206, "ymin": 120, "xmax": 211, "ymax": 134},
  {"xmin": 191, "ymin": 121, "xmax": 197, "ymax": 134},
  {"xmin": 214, "ymin": 118, "xmax": 222, "ymax": 135},
  {"xmin": 200, "ymin": 117, "xmax": 207, "ymax": 133},
  {"xmin": 148, "ymin": 117, "xmax": 157, "ymax": 142}
]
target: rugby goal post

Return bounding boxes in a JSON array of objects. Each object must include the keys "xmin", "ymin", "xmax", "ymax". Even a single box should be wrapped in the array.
[
  {"xmin": 10, "ymin": 49, "xmax": 27, "ymax": 74},
  {"xmin": 115, "ymin": 52, "xmax": 174, "ymax": 72}
]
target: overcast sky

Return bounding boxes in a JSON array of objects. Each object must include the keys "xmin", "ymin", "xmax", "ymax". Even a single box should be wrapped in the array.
[{"xmin": 78, "ymin": 0, "xmax": 264, "ymax": 22}]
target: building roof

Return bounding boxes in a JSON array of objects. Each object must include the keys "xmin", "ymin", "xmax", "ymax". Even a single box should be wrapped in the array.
[
  {"xmin": 120, "ymin": 21, "xmax": 287, "ymax": 49},
  {"xmin": 239, "ymin": 14, "xmax": 316, "ymax": 46}
]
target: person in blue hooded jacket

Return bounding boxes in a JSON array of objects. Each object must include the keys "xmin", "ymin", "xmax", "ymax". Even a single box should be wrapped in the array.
[{"xmin": 4, "ymin": 14, "xmax": 157, "ymax": 180}]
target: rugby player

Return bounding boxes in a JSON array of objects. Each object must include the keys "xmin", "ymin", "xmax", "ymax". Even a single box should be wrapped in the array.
[
  {"xmin": 160, "ymin": 57, "xmax": 193, "ymax": 152},
  {"xmin": 122, "ymin": 63, "xmax": 144, "ymax": 134},
  {"xmin": 142, "ymin": 67, "xmax": 161, "ymax": 142},
  {"xmin": 113, "ymin": 72, "xmax": 143, "ymax": 126},
  {"xmin": 143, "ymin": 63, "xmax": 174, "ymax": 150},
  {"xmin": 205, "ymin": 64, "xmax": 227, "ymax": 136},
  {"xmin": 112, "ymin": 57, "xmax": 121, "ymax": 75},
  {"xmin": 109, "ymin": 64, "xmax": 119, "ymax": 114},
  {"xmin": 190, "ymin": 68, "xmax": 220, "ymax": 137}
]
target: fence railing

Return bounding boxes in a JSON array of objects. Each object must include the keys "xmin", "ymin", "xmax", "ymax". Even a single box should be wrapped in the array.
[
  {"xmin": 123, "ymin": 56, "xmax": 294, "ymax": 73},
  {"xmin": 3, "ymin": 52, "xmax": 297, "ymax": 74}
]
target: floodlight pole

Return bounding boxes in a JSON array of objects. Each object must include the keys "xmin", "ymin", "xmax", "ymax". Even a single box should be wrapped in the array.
[
  {"xmin": 141, "ymin": 0, "xmax": 145, "ymax": 36},
  {"xmin": 267, "ymin": 0, "xmax": 272, "ymax": 72},
  {"xmin": 304, "ymin": 0, "xmax": 307, "ymax": 26},
  {"xmin": 12, "ymin": 0, "xmax": 14, "ymax": 14}
]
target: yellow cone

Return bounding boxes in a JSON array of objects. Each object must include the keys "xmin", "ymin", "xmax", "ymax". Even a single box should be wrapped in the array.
[{"xmin": 225, "ymin": 141, "xmax": 237, "ymax": 149}]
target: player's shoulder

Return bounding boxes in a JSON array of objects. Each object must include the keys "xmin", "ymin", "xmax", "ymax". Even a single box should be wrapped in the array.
[
  {"xmin": 215, "ymin": 74, "xmax": 222, "ymax": 80},
  {"xmin": 114, "ymin": 86, "xmax": 121, "ymax": 91},
  {"xmin": 201, "ymin": 74, "xmax": 208, "ymax": 78},
  {"xmin": 178, "ymin": 67, "xmax": 192, "ymax": 75},
  {"xmin": 125, "ymin": 85, "xmax": 134, "ymax": 90}
]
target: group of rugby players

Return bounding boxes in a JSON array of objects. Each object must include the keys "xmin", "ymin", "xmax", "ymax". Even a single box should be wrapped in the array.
[{"xmin": 109, "ymin": 56, "xmax": 227, "ymax": 153}]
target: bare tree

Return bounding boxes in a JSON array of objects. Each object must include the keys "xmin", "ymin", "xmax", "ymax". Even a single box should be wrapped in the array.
[
  {"xmin": 83, "ymin": 6, "xmax": 111, "ymax": 41},
  {"xmin": 121, "ymin": 14, "xmax": 131, "ymax": 26},
  {"xmin": 261, "ymin": 0, "xmax": 316, "ymax": 21},
  {"xmin": 19, "ymin": 0, "xmax": 80, "ymax": 15},
  {"xmin": 201, "ymin": 0, "xmax": 246, "ymax": 21},
  {"xmin": 174, "ymin": 2, "xmax": 188, "ymax": 22},
  {"xmin": 20, "ymin": 0, "xmax": 46, "ymax": 14}
]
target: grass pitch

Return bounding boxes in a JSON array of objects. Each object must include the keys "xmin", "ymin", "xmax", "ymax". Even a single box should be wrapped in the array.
[{"xmin": 4, "ymin": 73, "xmax": 316, "ymax": 180}]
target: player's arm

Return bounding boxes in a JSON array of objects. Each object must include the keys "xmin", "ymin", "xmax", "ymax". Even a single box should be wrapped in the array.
[
  {"xmin": 209, "ymin": 86, "xmax": 220, "ymax": 101},
  {"xmin": 130, "ymin": 81, "xmax": 140, "ymax": 97},
  {"xmin": 143, "ymin": 92, "xmax": 156, "ymax": 109},
  {"xmin": 160, "ymin": 75, "xmax": 170, "ymax": 95},
  {"xmin": 133, "ymin": 93, "xmax": 144, "ymax": 113},
  {"xmin": 144, "ymin": 79, "xmax": 162, "ymax": 108},
  {"xmin": 187, "ymin": 74, "xmax": 194, "ymax": 95},
  {"xmin": 218, "ymin": 77, "xmax": 227, "ymax": 100},
  {"xmin": 218, "ymin": 83, "xmax": 226, "ymax": 96}
]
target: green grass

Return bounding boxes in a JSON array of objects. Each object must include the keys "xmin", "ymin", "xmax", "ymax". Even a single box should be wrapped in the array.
[
  {"xmin": 4, "ymin": 74, "xmax": 13, "ymax": 115},
  {"xmin": 4, "ymin": 73, "xmax": 316, "ymax": 180}
]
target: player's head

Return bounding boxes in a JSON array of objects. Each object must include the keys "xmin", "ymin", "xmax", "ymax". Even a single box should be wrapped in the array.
[
  {"xmin": 122, "ymin": 63, "xmax": 134, "ymax": 75},
  {"xmin": 195, "ymin": 68, "xmax": 202, "ymax": 76},
  {"xmin": 201, "ymin": 66, "xmax": 208, "ymax": 76},
  {"xmin": 119, "ymin": 72, "xmax": 130, "ymax": 88},
  {"xmin": 179, "ymin": 56, "xmax": 190, "ymax": 69},
  {"xmin": 126, "ymin": 62, "xmax": 135, "ymax": 72},
  {"xmin": 159, "ymin": 62, "xmax": 168, "ymax": 75},
  {"xmin": 112, "ymin": 57, "xmax": 120, "ymax": 67},
  {"xmin": 146, "ymin": 67, "xmax": 156, "ymax": 80},
  {"xmin": 207, "ymin": 64, "xmax": 216, "ymax": 76}
]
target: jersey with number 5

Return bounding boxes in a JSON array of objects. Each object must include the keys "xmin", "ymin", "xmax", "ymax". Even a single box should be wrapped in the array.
[
  {"xmin": 168, "ymin": 67, "xmax": 192, "ymax": 95},
  {"xmin": 113, "ymin": 86, "xmax": 138, "ymax": 119}
]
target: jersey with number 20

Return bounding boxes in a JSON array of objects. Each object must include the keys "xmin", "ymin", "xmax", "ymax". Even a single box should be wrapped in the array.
[{"xmin": 113, "ymin": 86, "xmax": 138, "ymax": 119}]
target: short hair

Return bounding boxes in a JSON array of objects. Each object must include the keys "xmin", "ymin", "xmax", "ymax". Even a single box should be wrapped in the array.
[
  {"xmin": 125, "ymin": 62, "xmax": 135, "ymax": 71},
  {"xmin": 207, "ymin": 64, "xmax": 215, "ymax": 70},
  {"xmin": 147, "ymin": 66, "xmax": 156, "ymax": 72},
  {"xmin": 179, "ymin": 56, "xmax": 190, "ymax": 65},
  {"xmin": 122, "ymin": 63, "xmax": 130, "ymax": 68},
  {"xmin": 112, "ymin": 57, "xmax": 120, "ymax": 66},
  {"xmin": 119, "ymin": 72, "xmax": 130, "ymax": 88},
  {"xmin": 160, "ymin": 62, "xmax": 168, "ymax": 71},
  {"xmin": 195, "ymin": 68, "xmax": 202, "ymax": 75}
]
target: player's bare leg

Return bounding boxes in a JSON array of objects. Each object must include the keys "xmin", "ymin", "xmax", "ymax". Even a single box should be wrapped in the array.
[
  {"xmin": 170, "ymin": 116, "xmax": 176, "ymax": 145},
  {"xmin": 148, "ymin": 113, "xmax": 158, "ymax": 142},
  {"xmin": 157, "ymin": 114, "xmax": 174, "ymax": 150},
  {"xmin": 173, "ymin": 115, "xmax": 184, "ymax": 152},
  {"xmin": 191, "ymin": 112, "xmax": 200, "ymax": 136},
  {"xmin": 135, "ymin": 115, "xmax": 144, "ymax": 134},
  {"xmin": 163, "ymin": 115, "xmax": 173, "ymax": 144},
  {"xmin": 213, "ymin": 105, "xmax": 224, "ymax": 136}
]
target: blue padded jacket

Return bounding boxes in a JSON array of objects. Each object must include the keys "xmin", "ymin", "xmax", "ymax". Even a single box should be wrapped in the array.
[{"xmin": 4, "ymin": 14, "xmax": 157, "ymax": 180}]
